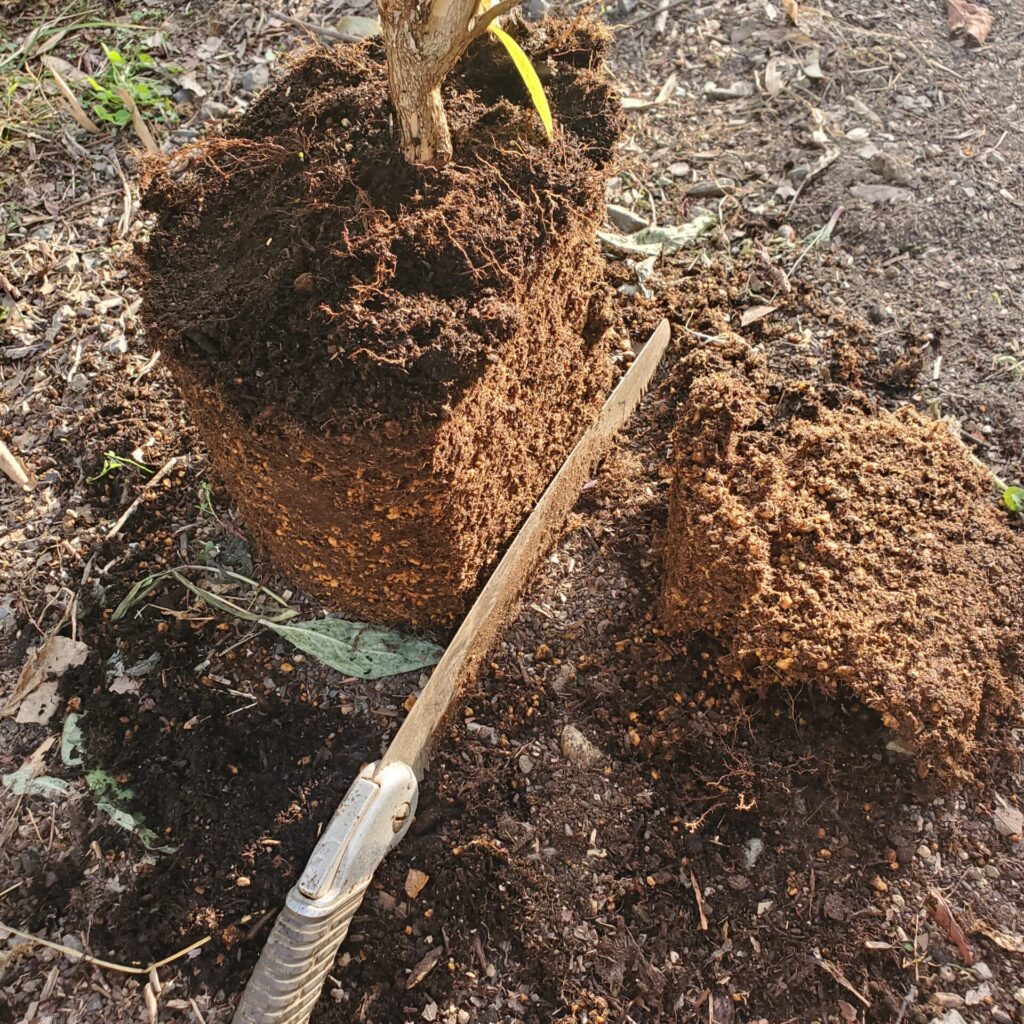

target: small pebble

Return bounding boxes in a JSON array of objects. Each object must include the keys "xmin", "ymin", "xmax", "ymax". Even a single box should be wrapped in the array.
[
  {"xmin": 235, "ymin": 876, "xmax": 251, "ymax": 888},
  {"xmin": 518, "ymin": 754, "xmax": 534, "ymax": 774}
]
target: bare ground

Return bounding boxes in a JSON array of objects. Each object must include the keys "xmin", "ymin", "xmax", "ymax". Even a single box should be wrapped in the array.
[{"xmin": 2, "ymin": 1, "xmax": 1023, "ymax": 1022}]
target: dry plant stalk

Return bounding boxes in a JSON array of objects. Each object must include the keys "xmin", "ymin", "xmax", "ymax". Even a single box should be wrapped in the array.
[{"xmin": 377, "ymin": 0, "xmax": 520, "ymax": 165}]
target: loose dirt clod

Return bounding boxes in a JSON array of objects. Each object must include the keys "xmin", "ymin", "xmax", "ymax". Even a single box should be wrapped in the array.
[
  {"xmin": 660, "ymin": 340, "xmax": 1024, "ymax": 769},
  {"xmin": 139, "ymin": 22, "xmax": 624, "ymax": 630}
]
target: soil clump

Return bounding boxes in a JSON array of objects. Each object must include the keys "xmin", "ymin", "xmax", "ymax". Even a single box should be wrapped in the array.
[{"xmin": 660, "ymin": 339, "xmax": 1024, "ymax": 769}]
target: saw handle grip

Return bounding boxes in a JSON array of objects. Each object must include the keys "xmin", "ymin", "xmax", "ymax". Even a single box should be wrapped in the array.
[
  {"xmin": 231, "ymin": 761, "xmax": 417, "ymax": 1024},
  {"xmin": 231, "ymin": 882, "xmax": 367, "ymax": 1024}
]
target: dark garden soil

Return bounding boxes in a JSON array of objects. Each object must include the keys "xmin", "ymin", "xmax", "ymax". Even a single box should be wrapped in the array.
[
  {"xmin": 2, "ymin": 1, "xmax": 1024, "ymax": 1023},
  {"xmin": 138, "ymin": 22, "xmax": 625, "ymax": 630}
]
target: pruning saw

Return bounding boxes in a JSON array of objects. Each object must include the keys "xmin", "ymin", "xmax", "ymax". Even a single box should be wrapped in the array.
[{"xmin": 232, "ymin": 318, "xmax": 670, "ymax": 1024}]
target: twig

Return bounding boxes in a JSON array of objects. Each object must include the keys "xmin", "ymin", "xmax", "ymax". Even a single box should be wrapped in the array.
[
  {"xmin": 106, "ymin": 455, "xmax": 182, "ymax": 539},
  {"xmin": 0, "ymin": 922, "xmax": 210, "ymax": 975},
  {"xmin": 618, "ymin": 0, "xmax": 690, "ymax": 30},
  {"xmin": 272, "ymin": 11, "xmax": 363, "ymax": 42},
  {"xmin": 812, "ymin": 949, "xmax": 872, "ymax": 1007},
  {"xmin": 893, "ymin": 985, "xmax": 917, "ymax": 1024},
  {"xmin": 689, "ymin": 869, "xmax": 709, "ymax": 930}
]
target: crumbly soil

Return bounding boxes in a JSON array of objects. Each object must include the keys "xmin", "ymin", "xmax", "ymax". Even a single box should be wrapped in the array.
[
  {"xmin": 138, "ymin": 23, "xmax": 623, "ymax": 629},
  {"xmin": 659, "ymin": 340, "xmax": 1024, "ymax": 771},
  {"xmin": 2, "ymin": 1, "xmax": 1024, "ymax": 1023}
]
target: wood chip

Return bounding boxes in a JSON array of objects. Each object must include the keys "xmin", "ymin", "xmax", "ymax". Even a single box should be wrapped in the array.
[
  {"xmin": 0, "ymin": 439, "xmax": 35, "ymax": 491},
  {"xmin": 405, "ymin": 946, "xmax": 443, "ymax": 989},
  {"xmin": 689, "ymin": 869, "xmax": 708, "ymax": 930},
  {"xmin": 404, "ymin": 868, "xmax": 430, "ymax": 899}
]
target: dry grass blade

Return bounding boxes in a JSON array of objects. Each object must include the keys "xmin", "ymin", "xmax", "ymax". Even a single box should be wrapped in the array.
[
  {"xmin": 0, "ymin": 922, "xmax": 210, "ymax": 975},
  {"xmin": 41, "ymin": 56, "xmax": 100, "ymax": 133},
  {"xmin": 114, "ymin": 86, "xmax": 159, "ymax": 154},
  {"xmin": 812, "ymin": 950, "xmax": 872, "ymax": 1007}
]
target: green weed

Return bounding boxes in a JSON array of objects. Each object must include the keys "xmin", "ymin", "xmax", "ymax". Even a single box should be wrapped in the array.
[
  {"xmin": 87, "ymin": 450, "xmax": 154, "ymax": 483},
  {"xmin": 84, "ymin": 43, "xmax": 178, "ymax": 129}
]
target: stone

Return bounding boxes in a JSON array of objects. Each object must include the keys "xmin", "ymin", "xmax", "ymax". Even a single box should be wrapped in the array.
[
  {"xmin": 240, "ymin": 64, "xmax": 270, "ymax": 93},
  {"xmin": 929, "ymin": 1010, "xmax": 967, "ymax": 1024},
  {"xmin": 606, "ymin": 204, "xmax": 649, "ymax": 233},
  {"xmin": 560, "ymin": 725, "xmax": 603, "ymax": 769},
  {"xmin": 972, "ymin": 962, "xmax": 993, "ymax": 981},
  {"xmin": 743, "ymin": 837, "xmax": 765, "ymax": 869},
  {"xmin": 198, "ymin": 101, "xmax": 230, "ymax": 123},
  {"xmin": 965, "ymin": 984, "xmax": 991, "ymax": 1006}
]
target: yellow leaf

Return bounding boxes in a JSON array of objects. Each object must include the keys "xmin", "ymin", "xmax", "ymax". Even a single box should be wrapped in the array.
[{"xmin": 487, "ymin": 24, "xmax": 553, "ymax": 141}]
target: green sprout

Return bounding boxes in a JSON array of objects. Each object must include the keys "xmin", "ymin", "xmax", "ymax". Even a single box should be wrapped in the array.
[
  {"xmin": 196, "ymin": 481, "xmax": 216, "ymax": 517},
  {"xmin": 1003, "ymin": 486, "xmax": 1024, "ymax": 516},
  {"xmin": 87, "ymin": 450, "xmax": 154, "ymax": 483}
]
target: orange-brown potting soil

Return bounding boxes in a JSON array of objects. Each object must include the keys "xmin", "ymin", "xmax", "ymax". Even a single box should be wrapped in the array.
[
  {"xmin": 660, "ymin": 340, "xmax": 1024, "ymax": 769},
  {"xmin": 138, "ymin": 22, "xmax": 623, "ymax": 629}
]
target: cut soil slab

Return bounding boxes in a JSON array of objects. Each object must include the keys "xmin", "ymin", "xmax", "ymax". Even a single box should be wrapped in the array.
[
  {"xmin": 138, "ymin": 22, "xmax": 624, "ymax": 630},
  {"xmin": 659, "ymin": 340, "xmax": 1024, "ymax": 770}
]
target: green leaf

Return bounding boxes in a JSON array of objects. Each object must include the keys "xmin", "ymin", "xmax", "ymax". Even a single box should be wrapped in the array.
[
  {"xmin": 262, "ymin": 618, "xmax": 443, "ymax": 680},
  {"xmin": 1003, "ymin": 486, "xmax": 1024, "ymax": 514},
  {"xmin": 105, "ymin": 47, "xmax": 124, "ymax": 65}
]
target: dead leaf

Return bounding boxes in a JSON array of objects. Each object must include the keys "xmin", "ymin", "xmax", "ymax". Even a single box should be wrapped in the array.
[
  {"xmin": 993, "ymin": 795, "xmax": 1023, "ymax": 837},
  {"xmin": 764, "ymin": 56, "xmax": 787, "ymax": 96},
  {"xmin": 176, "ymin": 71, "xmax": 207, "ymax": 98},
  {"xmin": 850, "ymin": 184, "xmax": 911, "ymax": 204},
  {"xmin": 802, "ymin": 46, "xmax": 824, "ymax": 79},
  {"xmin": 2, "ymin": 636, "xmax": 89, "ymax": 724},
  {"xmin": 405, "ymin": 946, "xmax": 443, "ymax": 989},
  {"xmin": 927, "ymin": 888, "xmax": 974, "ymax": 966},
  {"xmin": 404, "ymin": 868, "xmax": 430, "ymax": 899},
  {"xmin": 783, "ymin": 0, "xmax": 800, "ymax": 25},
  {"xmin": 741, "ymin": 305, "xmax": 778, "ymax": 327},
  {"xmin": 975, "ymin": 925, "xmax": 1024, "ymax": 954},
  {"xmin": 946, "ymin": 0, "xmax": 993, "ymax": 45}
]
